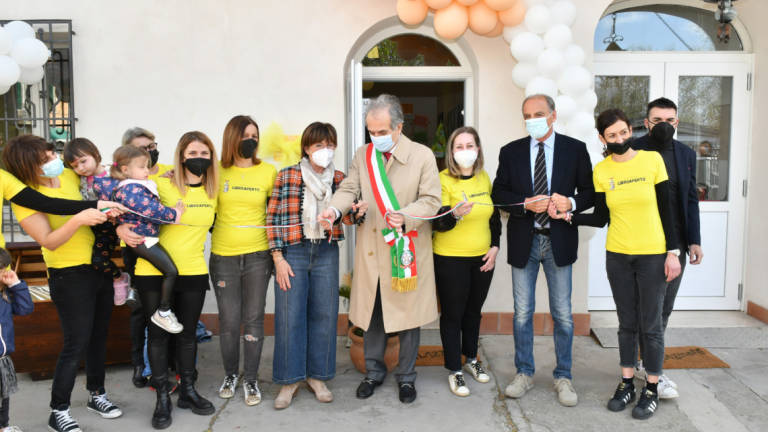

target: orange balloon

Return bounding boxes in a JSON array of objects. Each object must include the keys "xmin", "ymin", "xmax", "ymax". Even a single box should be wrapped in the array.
[
  {"xmin": 457, "ymin": 0, "xmax": 479, "ymax": 5},
  {"xmin": 484, "ymin": 18, "xmax": 504, "ymax": 37},
  {"xmin": 425, "ymin": 0, "xmax": 452, "ymax": 9},
  {"xmin": 434, "ymin": 2, "xmax": 469, "ymax": 39},
  {"xmin": 397, "ymin": 0, "xmax": 429, "ymax": 26},
  {"xmin": 469, "ymin": 1, "xmax": 498, "ymax": 35},
  {"xmin": 498, "ymin": 0, "xmax": 526, "ymax": 26},
  {"xmin": 484, "ymin": 0, "xmax": 517, "ymax": 12}
]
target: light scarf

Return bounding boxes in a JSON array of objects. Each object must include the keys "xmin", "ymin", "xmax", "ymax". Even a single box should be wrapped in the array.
[{"xmin": 300, "ymin": 157, "xmax": 334, "ymax": 240}]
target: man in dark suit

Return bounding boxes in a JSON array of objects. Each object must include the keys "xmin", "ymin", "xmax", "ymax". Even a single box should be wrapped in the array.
[
  {"xmin": 632, "ymin": 97, "xmax": 703, "ymax": 399},
  {"xmin": 492, "ymin": 94, "xmax": 594, "ymax": 407}
]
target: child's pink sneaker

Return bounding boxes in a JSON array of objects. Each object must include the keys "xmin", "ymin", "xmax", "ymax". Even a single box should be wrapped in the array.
[{"xmin": 114, "ymin": 272, "xmax": 131, "ymax": 305}]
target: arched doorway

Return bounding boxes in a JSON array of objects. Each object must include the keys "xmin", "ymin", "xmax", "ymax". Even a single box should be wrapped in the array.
[{"xmin": 588, "ymin": 1, "xmax": 753, "ymax": 310}]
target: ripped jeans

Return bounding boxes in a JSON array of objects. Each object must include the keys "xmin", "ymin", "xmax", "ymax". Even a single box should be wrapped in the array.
[{"xmin": 210, "ymin": 250, "xmax": 273, "ymax": 382}]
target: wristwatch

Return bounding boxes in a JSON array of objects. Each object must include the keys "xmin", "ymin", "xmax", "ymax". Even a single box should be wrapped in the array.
[{"xmin": 667, "ymin": 249, "xmax": 681, "ymax": 256}]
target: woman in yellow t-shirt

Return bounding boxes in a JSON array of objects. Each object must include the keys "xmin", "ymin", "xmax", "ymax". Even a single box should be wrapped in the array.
[
  {"xmin": 431, "ymin": 126, "xmax": 500, "ymax": 398},
  {"xmin": 4, "ymin": 135, "xmax": 124, "ymax": 431},
  {"xmin": 209, "ymin": 115, "xmax": 276, "ymax": 406},
  {"xmin": 549, "ymin": 109, "xmax": 681, "ymax": 420},
  {"xmin": 117, "ymin": 131, "xmax": 218, "ymax": 429},
  {"xmin": 121, "ymin": 126, "xmax": 175, "ymax": 389}
]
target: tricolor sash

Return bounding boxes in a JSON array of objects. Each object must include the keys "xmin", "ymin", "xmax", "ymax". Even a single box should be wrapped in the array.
[{"xmin": 366, "ymin": 144, "xmax": 418, "ymax": 293}]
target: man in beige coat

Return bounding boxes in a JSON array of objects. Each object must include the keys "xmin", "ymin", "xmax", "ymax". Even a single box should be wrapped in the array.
[{"xmin": 322, "ymin": 94, "xmax": 441, "ymax": 403}]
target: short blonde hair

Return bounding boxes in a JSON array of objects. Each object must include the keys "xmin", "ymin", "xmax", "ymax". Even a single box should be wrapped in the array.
[
  {"xmin": 444, "ymin": 126, "xmax": 484, "ymax": 177},
  {"xmin": 110, "ymin": 146, "xmax": 150, "ymax": 180}
]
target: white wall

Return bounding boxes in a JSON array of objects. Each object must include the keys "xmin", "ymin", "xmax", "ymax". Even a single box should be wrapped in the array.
[{"xmin": 6, "ymin": 0, "xmax": 765, "ymax": 316}]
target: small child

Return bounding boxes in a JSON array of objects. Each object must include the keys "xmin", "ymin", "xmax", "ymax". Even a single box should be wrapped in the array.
[
  {"xmin": 63, "ymin": 138, "xmax": 132, "ymax": 305},
  {"xmin": 111, "ymin": 146, "xmax": 185, "ymax": 334},
  {"xmin": 0, "ymin": 248, "xmax": 34, "ymax": 432}
]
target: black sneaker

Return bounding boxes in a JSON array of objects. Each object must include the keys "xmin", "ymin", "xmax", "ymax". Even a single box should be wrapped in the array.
[
  {"xmin": 87, "ymin": 390, "xmax": 123, "ymax": 419},
  {"xmin": 632, "ymin": 387, "xmax": 659, "ymax": 420},
  {"xmin": 48, "ymin": 408, "xmax": 82, "ymax": 432},
  {"xmin": 607, "ymin": 381, "xmax": 636, "ymax": 412}
]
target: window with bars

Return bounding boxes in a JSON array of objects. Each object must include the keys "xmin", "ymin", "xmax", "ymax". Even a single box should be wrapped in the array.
[{"xmin": 1, "ymin": 20, "xmax": 75, "ymax": 244}]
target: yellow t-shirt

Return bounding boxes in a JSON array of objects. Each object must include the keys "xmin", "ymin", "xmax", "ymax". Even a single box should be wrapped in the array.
[
  {"xmin": 432, "ymin": 169, "xmax": 494, "ymax": 257},
  {"xmin": 594, "ymin": 150, "xmax": 669, "ymax": 255},
  {"xmin": 0, "ymin": 169, "xmax": 28, "ymax": 248},
  {"xmin": 149, "ymin": 163, "xmax": 173, "ymax": 182},
  {"xmin": 211, "ymin": 162, "xmax": 277, "ymax": 256},
  {"xmin": 135, "ymin": 178, "xmax": 217, "ymax": 276},
  {"xmin": 11, "ymin": 169, "xmax": 94, "ymax": 268}
]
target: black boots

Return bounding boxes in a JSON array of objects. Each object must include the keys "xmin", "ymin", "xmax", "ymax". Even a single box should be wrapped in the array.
[
  {"xmin": 151, "ymin": 381, "xmax": 172, "ymax": 430},
  {"xmin": 133, "ymin": 365, "xmax": 149, "ymax": 388},
  {"xmin": 177, "ymin": 372, "xmax": 215, "ymax": 415}
]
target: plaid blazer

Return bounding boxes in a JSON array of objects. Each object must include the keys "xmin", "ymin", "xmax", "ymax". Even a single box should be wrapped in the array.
[{"xmin": 267, "ymin": 164, "xmax": 346, "ymax": 251}]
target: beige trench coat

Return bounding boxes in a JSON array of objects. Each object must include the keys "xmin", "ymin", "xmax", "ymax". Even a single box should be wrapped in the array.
[{"xmin": 330, "ymin": 135, "xmax": 441, "ymax": 333}]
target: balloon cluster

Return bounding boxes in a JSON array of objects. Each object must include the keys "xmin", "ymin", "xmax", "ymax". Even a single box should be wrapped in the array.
[
  {"xmin": 396, "ymin": 0, "xmax": 526, "ymax": 39},
  {"xmin": 505, "ymin": 0, "xmax": 596, "ymax": 143},
  {"xmin": 0, "ymin": 21, "xmax": 51, "ymax": 95}
]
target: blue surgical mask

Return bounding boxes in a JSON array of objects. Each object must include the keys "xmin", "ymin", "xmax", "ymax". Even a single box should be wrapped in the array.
[
  {"xmin": 371, "ymin": 134, "xmax": 395, "ymax": 153},
  {"xmin": 40, "ymin": 157, "xmax": 64, "ymax": 178},
  {"xmin": 525, "ymin": 116, "xmax": 552, "ymax": 140}
]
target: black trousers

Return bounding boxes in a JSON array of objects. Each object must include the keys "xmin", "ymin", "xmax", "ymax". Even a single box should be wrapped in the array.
[
  {"xmin": 48, "ymin": 266, "xmax": 113, "ymax": 408},
  {"xmin": 434, "ymin": 254, "xmax": 493, "ymax": 372},
  {"xmin": 122, "ymin": 248, "xmax": 147, "ymax": 367},
  {"xmin": 131, "ymin": 243, "xmax": 178, "ymax": 311},
  {"xmin": 606, "ymin": 252, "xmax": 667, "ymax": 375},
  {"xmin": 0, "ymin": 397, "xmax": 8, "ymax": 427},
  {"xmin": 136, "ymin": 275, "xmax": 207, "ymax": 385}
]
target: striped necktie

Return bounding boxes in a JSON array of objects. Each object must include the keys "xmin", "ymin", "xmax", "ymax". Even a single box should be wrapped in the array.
[{"xmin": 533, "ymin": 142, "xmax": 549, "ymax": 227}]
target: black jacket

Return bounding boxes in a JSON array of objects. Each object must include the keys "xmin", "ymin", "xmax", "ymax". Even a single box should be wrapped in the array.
[
  {"xmin": 492, "ymin": 133, "xmax": 594, "ymax": 268},
  {"xmin": 633, "ymin": 134, "xmax": 701, "ymax": 247}
]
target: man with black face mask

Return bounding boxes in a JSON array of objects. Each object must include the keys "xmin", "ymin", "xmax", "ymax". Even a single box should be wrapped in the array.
[{"xmin": 632, "ymin": 97, "xmax": 703, "ymax": 399}]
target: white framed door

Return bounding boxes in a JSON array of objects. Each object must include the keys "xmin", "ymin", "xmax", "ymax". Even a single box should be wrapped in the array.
[{"xmin": 589, "ymin": 54, "xmax": 751, "ymax": 310}]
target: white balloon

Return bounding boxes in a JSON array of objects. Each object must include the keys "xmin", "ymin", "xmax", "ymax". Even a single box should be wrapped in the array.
[
  {"xmin": 3, "ymin": 21, "xmax": 35, "ymax": 43},
  {"xmin": 563, "ymin": 44, "xmax": 585, "ymax": 66},
  {"xmin": 511, "ymin": 62, "xmax": 538, "ymax": 88},
  {"xmin": 525, "ymin": 76, "xmax": 558, "ymax": 98},
  {"xmin": 503, "ymin": 24, "xmax": 528, "ymax": 44},
  {"xmin": 0, "ymin": 56, "xmax": 21, "ymax": 88},
  {"xmin": 524, "ymin": 0, "xmax": 552, "ymax": 6},
  {"xmin": 550, "ymin": 0, "xmax": 577, "ymax": 26},
  {"xmin": 18, "ymin": 66, "xmax": 45, "ymax": 85},
  {"xmin": 536, "ymin": 48, "xmax": 565, "ymax": 79},
  {"xmin": 576, "ymin": 90, "xmax": 598, "ymax": 112},
  {"xmin": 567, "ymin": 111, "xmax": 596, "ymax": 137},
  {"xmin": 554, "ymin": 94, "xmax": 578, "ymax": 121},
  {"xmin": 557, "ymin": 65, "xmax": 593, "ymax": 96},
  {"xmin": 524, "ymin": 5, "xmax": 552, "ymax": 34},
  {"xmin": 0, "ymin": 85, "xmax": 9, "ymax": 95},
  {"xmin": 509, "ymin": 32, "xmax": 544, "ymax": 63},
  {"xmin": 0, "ymin": 28, "xmax": 12, "ymax": 55},
  {"xmin": 553, "ymin": 119, "xmax": 569, "ymax": 135},
  {"xmin": 543, "ymin": 24, "xmax": 572, "ymax": 50},
  {"xmin": 10, "ymin": 38, "xmax": 49, "ymax": 68}
]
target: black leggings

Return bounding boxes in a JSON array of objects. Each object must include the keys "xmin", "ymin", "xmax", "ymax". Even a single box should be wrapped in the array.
[
  {"xmin": 131, "ymin": 243, "xmax": 178, "ymax": 311},
  {"xmin": 0, "ymin": 397, "xmax": 9, "ymax": 428},
  {"xmin": 135, "ymin": 275, "xmax": 207, "ymax": 385}
]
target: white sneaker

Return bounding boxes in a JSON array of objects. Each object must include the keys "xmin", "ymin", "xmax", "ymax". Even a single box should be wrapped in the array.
[
  {"xmin": 218, "ymin": 374, "xmax": 239, "ymax": 399},
  {"xmin": 463, "ymin": 360, "xmax": 490, "ymax": 383},
  {"xmin": 243, "ymin": 380, "xmax": 262, "ymax": 406},
  {"xmin": 658, "ymin": 375, "xmax": 679, "ymax": 399},
  {"xmin": 151, "ymin": 309, "xmax": 183, "ymax": 334},
  {"xmin": 3, "ymin": 426, "xmax": 23, "ymax": 432},
  {"xmin": 448, "ymin": 373, "xmax": 470, "ymax": 397},
  {"xmin": 505, "ymin": 373, "xmax": 534, "ymax": 398}
]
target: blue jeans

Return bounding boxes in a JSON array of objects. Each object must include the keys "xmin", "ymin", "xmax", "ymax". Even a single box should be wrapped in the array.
[
  {"xmin": 273, "ymin": 240, "xmax": 339, "ymax": 384},
  {"xmin": 511, "ymin": 234, "xmax": 573, "ymax": 379}
]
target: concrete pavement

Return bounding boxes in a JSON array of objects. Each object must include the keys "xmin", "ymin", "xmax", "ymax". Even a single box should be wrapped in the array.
[{"xmin": 8, "ymin": 333, "xmax": 768, "ymax": 432}]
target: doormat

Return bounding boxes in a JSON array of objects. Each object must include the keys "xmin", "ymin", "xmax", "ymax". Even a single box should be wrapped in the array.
[
  {"xmin": 415, "ymin": 346, "xmax": 479, "ymax": 367},
  {"xmin": 663, "ymin": 346, "xmax": 729, "ymax": 369},
  {"xmin": 591, "ymin": 327, "xmax": 768, "ymax": 349}
]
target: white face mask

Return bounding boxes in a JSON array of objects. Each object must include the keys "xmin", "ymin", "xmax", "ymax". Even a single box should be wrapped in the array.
[
  {"xmin": 453, "ymin": 149, "xmax": 478, "ymax": 169},
  {"xmin": 370, "ymin": 134, "xmax": 395, "ymax": 153},
  {"xmin": 310, "ymin": 147, "xmax": 334, "ymax": 168},
  {"xmin": 525, "ymin": 116, "xmax": 552, "ymax": 140}
]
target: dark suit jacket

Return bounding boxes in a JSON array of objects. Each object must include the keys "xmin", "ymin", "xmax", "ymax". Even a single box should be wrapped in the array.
[
  {"xmin": 633, "ymin": 135, "xmax": 701, "ymax": 247},
  {"xmin": 492, "ymin": 133, "xmax": 595, "ymax": 268}
]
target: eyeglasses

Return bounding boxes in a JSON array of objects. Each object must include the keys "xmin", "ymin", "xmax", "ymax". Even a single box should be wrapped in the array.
[
  {"xmin": 139, "ymin": 142, "xmax": 158, "ymax": 151},
  {"xmin": 648, "ymin": 118, "xmax": 677, "ymax": 126}
]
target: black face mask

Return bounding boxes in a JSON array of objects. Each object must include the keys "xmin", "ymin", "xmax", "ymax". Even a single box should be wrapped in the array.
[
  {"xmin": 650, "ymin": 121, "xmax": 675, "ymax": 148},
  {"xmin": 148, "ymin": 149, "xmax": 160, "ymax": 168},
  {"xmin": 239, "ymin": 138, "xmax": 258, "ymax": 159},
  {"xmin": 606, "ymin": 138, "xmax": 632, "ymax": 155},
  {"xmin": 183, "ymin": 157, "xmax": 211, "ymax": 177}
]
